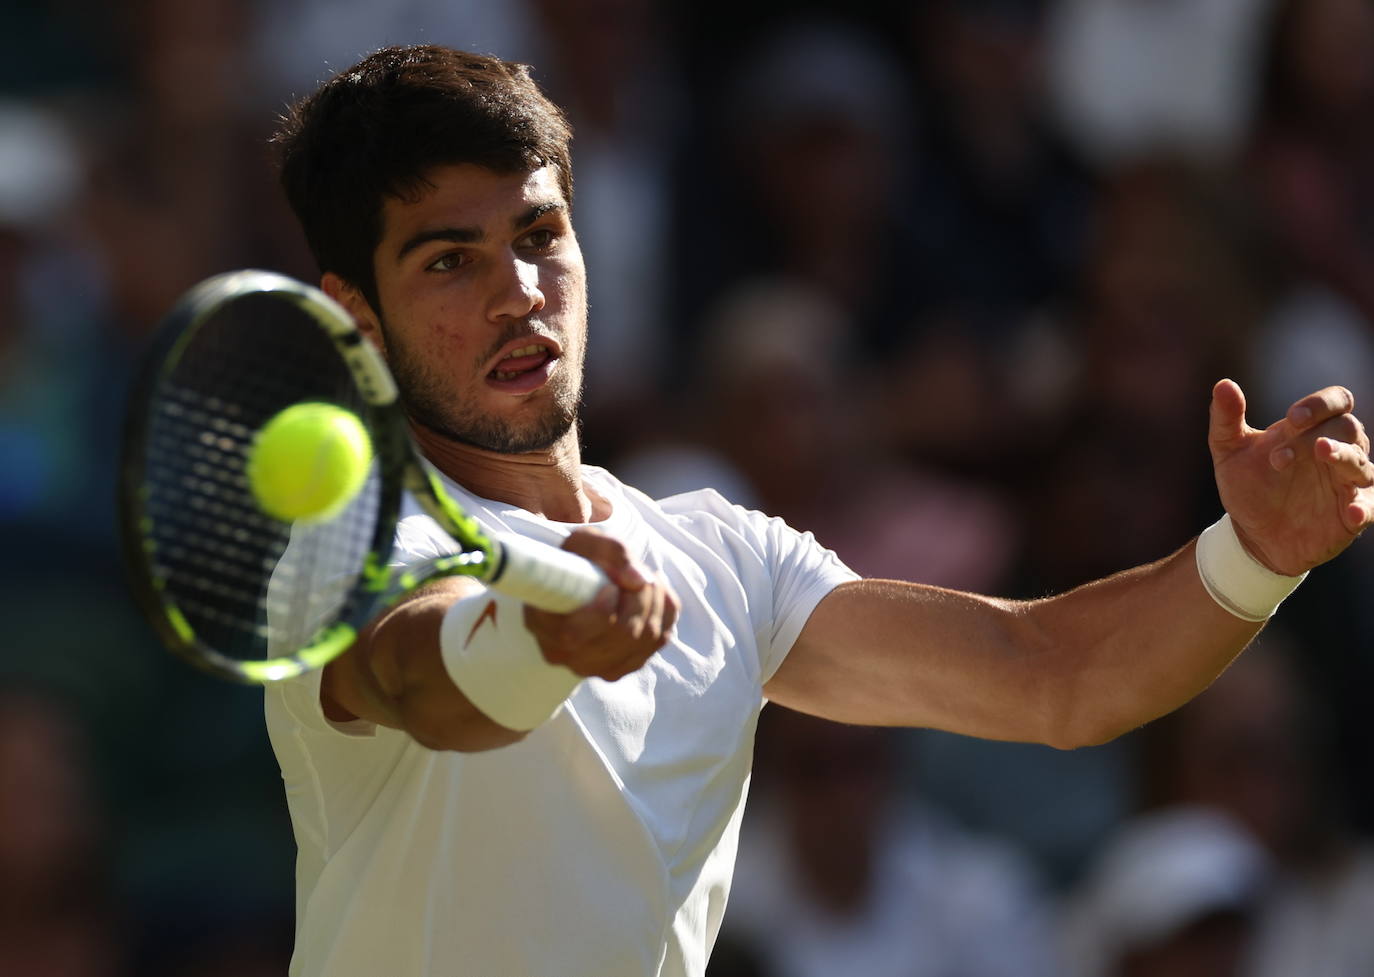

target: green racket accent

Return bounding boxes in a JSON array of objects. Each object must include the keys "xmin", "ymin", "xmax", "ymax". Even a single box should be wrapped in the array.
[
  {"xmin": 361, "ymin": 551, "xmax": 392, "ymax": 593},
  {"xmin": 122, "ymin": 270, "xmax": 603, "ymax": 685},
  {"xmin": 238, "ymin": 623, "xmax": 358, "ymax": 683},
  {"xmin": 412, "ymin": 467, "xmax": 497, "ymax": 566},
  {"xmin": 120, "ymin": 270, "xmax": 398, "ymax": 685},
  {"xmin": 165, "ymin": 604, "xmax": 195, "ymax": 644}
]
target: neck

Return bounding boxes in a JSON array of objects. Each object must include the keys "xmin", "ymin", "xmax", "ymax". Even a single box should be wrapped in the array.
[{"xmin": 410, "ymin": 421, "xmax": 607, "ymax": 524}]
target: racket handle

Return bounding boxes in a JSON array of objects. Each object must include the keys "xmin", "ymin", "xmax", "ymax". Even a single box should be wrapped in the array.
[{"xmin": 489, "ymin": 533, "xmax": 610, "ymax": 613}]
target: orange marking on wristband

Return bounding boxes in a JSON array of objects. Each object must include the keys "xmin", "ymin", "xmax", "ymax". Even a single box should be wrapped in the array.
[{"xmin": 464, "ymin": 599, "xmax": 498, "ymax": 649}]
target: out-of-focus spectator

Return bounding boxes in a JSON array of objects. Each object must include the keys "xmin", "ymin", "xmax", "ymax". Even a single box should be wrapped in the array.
[
  {"xmin": 900, "ymin": 0, "xmax": 1094, "ymax": 337},
  {"xmin": 868, "ymin": 0, "xmax": 1094, "ymax": 482},
  {"xmin": 1060, "ymin": 806, "xmax": 1271, "ymax": 977},
  {"xmin": 1249, "ymin": 287, "xmax": 1374, "ymax": 425},
  {"xmin": 0, "ymin": 689, "xmax": 121, "ymax": 977},
  {"xmin": 904, "ymin": 159, "xmax": 1269, "ymax": 885},
  {"xmin": 1247, "ymin": 0, "xmax": 1374, "ymax": 330},
  {"xmin": 2, "ymin": 2, "xmax": 1371, "ymax": 973},
  {"xmin": 83, "ymin": 0, "xmax": 306, "ymax": 336},
  {"xmin": 676, "ymin": 18, "xmax": 917, "ymax": 359},
  {"xmin": 0, "ymin": 99, "xmax": 115, "ymax": 539},
  {"xmin": 1046, "ymin": 0, "xmax": 1275, "ymax": 167},
  {"xmin": 252, "ymin": 0, "xmax": 539, "ymax": 102},
  {"xmin": 643, "ymin": 277, "xmax": 1020, "ymax": 590},
  {"xmin": 0, "ymin": 1, "xmax": 121, "ymax": 94},
  {"xmin": 1021, "ymin": 160, "xmax": 1263, "ymax": 592},
  {"xmin": 725, "ymin": 708, "xmax": 1062, "ymax": 977},
  {"xmin": 1136, "ymin": 637, "xmax": 1374, "ymax": 977}
]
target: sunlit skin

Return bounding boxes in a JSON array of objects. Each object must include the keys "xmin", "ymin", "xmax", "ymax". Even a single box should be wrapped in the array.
[
  {"xmin": 318, "ymin": 164, "xmax": 675, "ymax": 740},
  {"xmin": 324, "ymin": 164, "xmax": 605, "ymax": 523},
  {"xmin": 316, "ymin": 166, "xmax": 1374, "ymax": 757}
]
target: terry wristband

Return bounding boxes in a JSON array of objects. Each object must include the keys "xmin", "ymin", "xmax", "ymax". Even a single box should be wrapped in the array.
[
  {"xmin": 1195, "ymin": 514, "xmax": 1307, "ymax": 622},
  {"xmin": 439, "ymin": 590, "xmax": 581, "ymax": 731}
]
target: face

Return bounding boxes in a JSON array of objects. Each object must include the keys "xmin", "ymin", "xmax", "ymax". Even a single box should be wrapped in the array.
[{"xmin": 335, "ymin": 164, "xmax": 588, "ymax": 454}]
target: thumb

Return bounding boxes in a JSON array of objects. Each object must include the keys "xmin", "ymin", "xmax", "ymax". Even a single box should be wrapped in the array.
[{"xmin": 1208, "ymin": 378, "xmax": 1250, "ymax": 454}]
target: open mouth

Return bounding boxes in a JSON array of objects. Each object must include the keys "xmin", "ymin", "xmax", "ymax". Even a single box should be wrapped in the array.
[
  {"xmin": 485, "ymin": 339, "xmax": 560, "ymax": 393},
  {"xmin": 490, "ymin": 343, "xmax": 554, "ymax": 381}
]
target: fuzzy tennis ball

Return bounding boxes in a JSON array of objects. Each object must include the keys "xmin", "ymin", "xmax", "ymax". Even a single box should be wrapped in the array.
[{"xmin": 246, "ymin": 403, "xmax": 372, "ymax": 522}]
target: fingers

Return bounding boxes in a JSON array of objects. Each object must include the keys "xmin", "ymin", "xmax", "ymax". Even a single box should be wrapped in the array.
[
  {"xmin": 525, "ymin": 530, "xmax": 678, "ymax": 682},
  {"xmin": 558, "ymin": 528, "xmax": 648, "ymax": 592},
  {"xmin": 1318, "ymin": 434, "xmax": 1372, "ymax": 476},
  {"xmin": 1266, "ymin": 387, "xmax": 1365, "ymax": 472},
  {"xmin": 1274, "ymin": 408, "xmax": 1370, "ymax": 470},
  {"xmin": 1317, "ymin": 434, "xmax": 1374, "ymax": 523},
  {"xmin": 1208, "ymin": 378, "xmax": 1250, "ymax": 453},
  {"xmin": 1285, "ymin": 385, "xmax": 1355, "ymax": 434}
]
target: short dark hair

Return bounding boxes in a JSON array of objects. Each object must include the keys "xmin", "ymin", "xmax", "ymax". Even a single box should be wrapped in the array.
[{"xmin": 273, "ymin": 45, "xmax": 574, "ymax": 309}]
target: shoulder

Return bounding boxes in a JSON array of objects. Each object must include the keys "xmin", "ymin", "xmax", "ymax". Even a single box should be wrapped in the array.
[
  {"xmin": 593, "ymin": 469, "xmax": 777, "ymax": 562},
  {"xmin": 593, "ymin": 467, "xmax": 854, "ymax": 582},
  {"xmin": 588, "ymin": 464, "xmax": 762, "ymax": 532}
]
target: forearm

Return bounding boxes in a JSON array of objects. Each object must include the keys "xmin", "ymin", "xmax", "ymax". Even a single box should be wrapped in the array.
[
  {"xmin": 1016, "ymin": 540, "xmax": 1261, "ymax": 747},
  {"xmin": 322, "ymin": 579, "xmax": 528, "ymax": 752},
  {"xmin": 321, "ymin": 532, "xmax": 674, "ymax": 752},
  {"xmin": 769, "ymin": 541, "xmax": 1262, "ymax": 749}
]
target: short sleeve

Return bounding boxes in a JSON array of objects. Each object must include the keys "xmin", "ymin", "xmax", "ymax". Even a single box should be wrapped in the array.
[{"xmin": 658, "ymin": 489, "xmax": 859, "ymax": 683}]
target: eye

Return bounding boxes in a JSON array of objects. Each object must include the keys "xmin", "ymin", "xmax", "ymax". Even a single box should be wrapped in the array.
[
  {"xmin": 521, "ymin": 228, "xmax": 557, "ymax": 250},
  {"xmin": 425, "ymin": 252, "xmax": 468, "ymax": 273}
]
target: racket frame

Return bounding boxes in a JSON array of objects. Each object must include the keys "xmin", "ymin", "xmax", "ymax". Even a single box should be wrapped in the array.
[{"xmin": 121, "ymin": 270, "xmax": 602, "ymax": 684}]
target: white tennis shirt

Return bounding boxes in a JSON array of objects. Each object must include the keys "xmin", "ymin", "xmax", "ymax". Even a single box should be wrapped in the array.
[{"xmin": 265, "ymin": 467, "xmax": 857, "ymax": 977}]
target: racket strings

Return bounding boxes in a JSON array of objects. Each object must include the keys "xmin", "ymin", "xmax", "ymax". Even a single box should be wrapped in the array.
[{"xmin": 139, "ymin": 294, "xmax": 383, "ymax": 664}]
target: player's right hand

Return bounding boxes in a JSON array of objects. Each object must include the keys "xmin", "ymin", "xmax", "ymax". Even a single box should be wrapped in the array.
[{"xmin": 523, "ymin": 529, "xmax": 678, "ymax": 681}]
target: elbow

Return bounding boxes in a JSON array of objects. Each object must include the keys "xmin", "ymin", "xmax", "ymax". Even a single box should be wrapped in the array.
[
  {"xmin": 1038, "ymin": 685, "xmax": 1139, "ymax": 752},
  {"xmin": 1042, "ymin": 718, "xmax": 1133, "ymax": 752},
  {"xmin": 1016, "ymin": 611, "xmax": 1138, "ymax": 751}
]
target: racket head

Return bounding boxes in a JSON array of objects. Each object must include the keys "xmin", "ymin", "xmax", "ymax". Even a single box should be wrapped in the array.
[{"xmin": 119, "ymin": 270, "xmax": 409, "ymax": 683}]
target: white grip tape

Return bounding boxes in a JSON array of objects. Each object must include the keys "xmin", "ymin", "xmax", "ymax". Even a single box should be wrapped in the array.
[
  {"xmin": 1195, "ymin": 514, "xmax": 1307, "ymax": 622},
  {"xmin": 439, "ymin": 590, "xmax": 581, "ymax": 731},
  {"xmin": 490, "ymin": 532, "xmax": 609, "ymax": 613}
]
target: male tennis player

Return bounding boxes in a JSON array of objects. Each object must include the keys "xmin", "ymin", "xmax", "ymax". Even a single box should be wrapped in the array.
[{"xmin": 265, "ymin": 46, "xmax": 1374, "ymax": 977}]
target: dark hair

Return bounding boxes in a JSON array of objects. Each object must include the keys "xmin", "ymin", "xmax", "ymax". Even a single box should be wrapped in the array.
[{"xmin": 273, "ymin": 45, "xmax": 574, "ymax": 310}]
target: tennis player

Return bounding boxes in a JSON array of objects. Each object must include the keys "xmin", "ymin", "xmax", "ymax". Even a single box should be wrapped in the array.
[{"xmin": 264, "ymin": 46, "xmax": 1373, "ymax": 977}]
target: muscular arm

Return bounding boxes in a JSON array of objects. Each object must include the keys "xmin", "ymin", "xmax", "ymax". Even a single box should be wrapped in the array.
[
  {"xmin": 766, "ymin": 541, "xmax": 1258, "ymax": 749},
  {"xmin": 769, "ymin": 380, "xmax": 1372, "ymax": 750}
]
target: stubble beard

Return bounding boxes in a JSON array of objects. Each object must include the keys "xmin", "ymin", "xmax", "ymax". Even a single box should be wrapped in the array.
[{"xmin": 383, "ymin": 318, "xmax": 584, "ymax": 454}]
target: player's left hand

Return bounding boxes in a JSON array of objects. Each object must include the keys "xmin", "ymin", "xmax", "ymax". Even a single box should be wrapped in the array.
[{"xmin": 1209, "ymin": 379, "xmax": 1374, "ymax": 575}]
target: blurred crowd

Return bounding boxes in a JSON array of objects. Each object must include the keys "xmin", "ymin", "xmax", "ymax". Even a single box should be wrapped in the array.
[{"xmin": 2, "ymin": 0, "xmax": 1374, "ymax": 974}]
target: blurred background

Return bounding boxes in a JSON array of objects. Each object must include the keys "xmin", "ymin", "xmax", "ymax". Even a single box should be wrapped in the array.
[{"xmin": 3, "ymin": 0, "xmax": 1374, "ymax": 974}]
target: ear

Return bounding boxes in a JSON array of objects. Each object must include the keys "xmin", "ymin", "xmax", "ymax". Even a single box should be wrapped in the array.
[{"xmin": 322, "ymin": 272, "xmax": 385, "ymax": 355}]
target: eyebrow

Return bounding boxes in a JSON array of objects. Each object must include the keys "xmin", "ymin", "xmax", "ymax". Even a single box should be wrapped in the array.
[{"xmin": 394, "ymin": 201, "xmax": 567, "ymax": 263}]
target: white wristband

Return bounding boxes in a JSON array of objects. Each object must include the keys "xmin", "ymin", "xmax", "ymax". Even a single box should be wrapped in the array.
[
  {"xmin": 1195, "ymin": 514, "xmax": 1307, "ymax": 622},
  {"xmin": 439, "ymin": 590, "xmax": 581, "ymax": 731}
]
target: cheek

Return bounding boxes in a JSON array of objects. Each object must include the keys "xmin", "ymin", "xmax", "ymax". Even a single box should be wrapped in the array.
[
  {"xmin": 397, "ymin": 297, "xmax": 479, "ymax": 358},
  {"xmin": 550, "ymin": 255, "xmax": 587, "ymax": 322}
]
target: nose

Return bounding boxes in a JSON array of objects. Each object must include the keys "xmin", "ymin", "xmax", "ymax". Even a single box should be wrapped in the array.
[{"xmin": 488, "ymin": 255, "xmax": 545, "ymax": 321}]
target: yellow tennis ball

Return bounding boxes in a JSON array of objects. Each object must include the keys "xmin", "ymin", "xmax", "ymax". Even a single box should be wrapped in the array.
[{"xmin": 246, "ymin": 403, "xmax": 372, "ymax": 522}]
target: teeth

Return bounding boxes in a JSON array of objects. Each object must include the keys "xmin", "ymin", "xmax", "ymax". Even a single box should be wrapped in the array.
[
  {"xmin": 502, "ymin": 344, "xmax": 545, "ymax": 360},
  {"xmin": 491, "ymin": 343, "xmax": 554, "ymax": 381}
]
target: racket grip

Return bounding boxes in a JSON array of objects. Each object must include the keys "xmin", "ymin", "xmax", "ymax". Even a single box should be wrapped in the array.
[{"xmin": 489, "ymin": 533, "xmax": 610, "ymax": 613}]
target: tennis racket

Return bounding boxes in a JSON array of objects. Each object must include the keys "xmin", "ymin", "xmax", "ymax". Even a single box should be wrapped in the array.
[{"xmin": 119, "ymin": 269, "xmax": 607, "ymax": 684}]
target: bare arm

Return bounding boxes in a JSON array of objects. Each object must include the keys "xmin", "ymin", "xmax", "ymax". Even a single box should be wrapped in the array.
[
  {"xmin": 768, "ymin": 381, "xmax": 1373, "ymax": 749},
  {"xmin": 322, "ymin": 575, "xmax": 528, "ymax": 752},
  {"xmin": 766, "ymin": 543, "xmax": 1257, "ymax": 749},
  {"xmin": 321, "ymin": 531, "xmax": 678, "ymax": 752}
]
